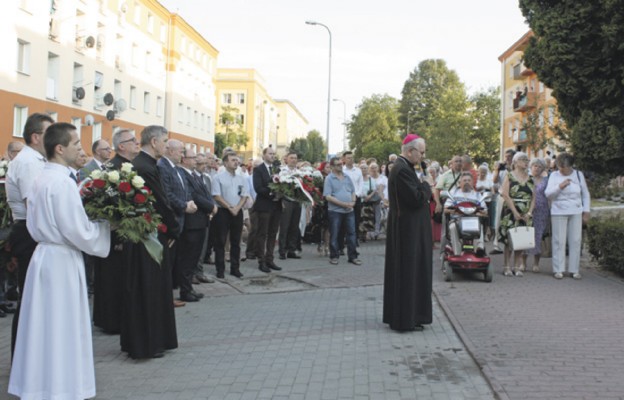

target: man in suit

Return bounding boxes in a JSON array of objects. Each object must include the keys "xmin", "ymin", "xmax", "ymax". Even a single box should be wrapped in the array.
[
  {"xmin": 278, "ymin": 151, "xmax": 302, "ymax": 259},
  {"xmin": 194, "ymin": 153, "xmax": 215, "ymax": 283},
  {"xmin": 78, "ymin": 139, "xmax": 112, "ymax": 181},
  {"xmin": 253, "ymin": 147, "xmax": 283, "ymax": 273},
  {"xmin": 176, "ymin": 148, "xmax": 216, "ymax": 301},
  {"xmin": 157, "ymin": 139, "xmax": 198, "ymax": 302}
]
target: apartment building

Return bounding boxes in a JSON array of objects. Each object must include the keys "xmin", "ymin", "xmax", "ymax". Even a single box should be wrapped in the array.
[
  {"xmin": 215, "ymin": 68, "xmax": 308, "ymax": 161},
  {"xmin": 498, "ymin": 30, "xmax": 561, "ymax": 159},
  {"xmin": 0, "ymin": 0, "xmax": 217, "ymax": 156}
]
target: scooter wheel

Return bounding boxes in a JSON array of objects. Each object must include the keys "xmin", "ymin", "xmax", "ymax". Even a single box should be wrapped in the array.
[
  {"xmin": 443, "ymin": 261, "xmax": 454, "ymax": 282},
  {"xmin": 484, "ymin": 263, "xmax": 493, "ymax": 283}
]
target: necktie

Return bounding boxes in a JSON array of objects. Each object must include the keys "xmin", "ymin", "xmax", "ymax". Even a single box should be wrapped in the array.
[{"xmin": 70, "ymin": 172, "xmax": 78, "ymax": 183}]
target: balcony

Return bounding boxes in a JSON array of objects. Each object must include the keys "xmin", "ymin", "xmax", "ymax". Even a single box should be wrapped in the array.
[
  {"xmin": 513, "ymin": 91, "xmax": 537, "ymax": 113},
  {"xmin": 512, "ymin": 63, "xmax": 533, "ymax": 80}
]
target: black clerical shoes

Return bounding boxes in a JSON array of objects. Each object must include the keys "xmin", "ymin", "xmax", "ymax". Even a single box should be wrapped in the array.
[{"xmin": 180, "ymin": 293, "xmax": 200, "ymax": 302}]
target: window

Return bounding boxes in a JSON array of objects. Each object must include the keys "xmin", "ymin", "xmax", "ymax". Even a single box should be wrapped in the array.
[
  {"xmin": 200, "ymin": 113, "xmax": 205, "ymax": 131},
  {"xmin": 48, "ymin": 112, "xmax": 58, "ymax": 122},
  {"xmin": 237, "ymin": 114, "xmax": 245, "ymax": 125},
  {"xmin": 93, "ymin": 122, "xmax": 102, "ymax": 144},
  {"xmin": 222, "ymin": 93, "xmax": 232, "ymax": 104},
  {"xmin": 114, "ymin": 79, "xmax": 122, "ymax": 99},
  {"xmin": 131, "ymin": 43, "xmax": 139, "ymax": 67},
  {"xmin": 13, "ymin": 106, "xmax": 28, "ymax": 137},
  {"xmin": 178, "ymin": 103, "xmax": 184, "ymax": 122},
  {"xmin": 46, "ymin": 52, "xmax": 60, "ymax": 100},
  {"xmin": 93, "ymin": 71, "xmax": 104, "ymax": 109},
  {"xmin": 539, "ymin": 82, "xmax": 545, "ymax": 93},
  {"xmin": 143, "ymin": 91, "xmax": 151, "ymax": 113},
  {"xmin": 156, "ymin": 96, "xmax": 163, "ymax": 117},
  {"xmin": 17, "ymin": 39, "xmax": 30, "ymax": 74},
  {"xmin": 129, "ymin": 86, "xmax": 137, "ymax": 109},
  {"xmin": 237, "ymin": 93, "xmax": 245, "ymax": 104},
  {"xmin": 160, "ymin": 22, "xmax": 167, "ymax": 43},
  {"xmin": 193, "ymin": 110, "xmax": 198, "ymax": 128},
  {"xmin": 147, "ymin": 13, "xmax": 154, "ymax": 33},
  {"xmin": 133, "ymin": 2, "xmax": 141, "ymax": 25},
  {"xmin": 186, "ymin": 107, "xmax": 191, "ymax": 126},
  {"xmin": 145, "ymin": 50, "xmax": 151, "ymax": 73},
  {"xmin": 71, "ymin": 117, "xmax": 82, "ymax": 138},
  {"xmin": 206, "ymin": 116, "xmax": 212, "ymax": 133}
]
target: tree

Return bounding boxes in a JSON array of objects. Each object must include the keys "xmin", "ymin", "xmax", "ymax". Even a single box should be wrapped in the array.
[
  {"xmin": 519, "ymin": 0, "xmax": 624, "ymax": 175},
  {"xmin": 288, "ymin": 130, "xmax": 327, "ymax": 163},
  {"xmin": 466, "ymin": 87, "xmax": 501, "ymax": 166},
  {"xmin": 214, "ymin": 132, "xmax": 227, "ymax": 158},
  {"xmin": 346, "ymin": 94, "xmax": 402, "ymax": 160},
  {"xmin": 399, "ymin": 59, "xmax": 472, "ymax": 162},
  {"xmin": 216, "ymin": 105, "xmax": 248, "ymax": 152}
]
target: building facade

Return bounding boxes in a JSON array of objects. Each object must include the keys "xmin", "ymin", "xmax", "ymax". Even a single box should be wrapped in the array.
[
  {"xmin": 498, "ymin": 30, "xmax": 563, "ymax": 159},
  {"xmin": 0, "ymin": 0, "xmax": 217, "ymax": 156},
  {"xmin": 215, "ymin": 68, "xmax": 308, "ymax": 161}
]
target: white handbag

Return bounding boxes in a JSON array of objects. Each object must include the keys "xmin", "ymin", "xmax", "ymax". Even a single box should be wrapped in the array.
[{"xmin": 508, "ymin": 226, "xmax": 535, "ymax": 251}]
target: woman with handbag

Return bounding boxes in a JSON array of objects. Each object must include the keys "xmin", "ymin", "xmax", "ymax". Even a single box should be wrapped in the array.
[
  {"xmin": 499, "ymin": 152, "xmax": 535, "ymax": 277},
  {"xmin": 528, "ymin": 158, "xmax": 550, "ymax": 272},
  {"xmin": 544, "ymin": 153, "xmax": 591, "ymax": 279}
]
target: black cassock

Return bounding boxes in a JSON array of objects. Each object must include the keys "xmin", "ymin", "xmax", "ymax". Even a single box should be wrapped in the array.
[{"xmin": 383, "ymin": 155, "xmax": 433, "ymax": 331}]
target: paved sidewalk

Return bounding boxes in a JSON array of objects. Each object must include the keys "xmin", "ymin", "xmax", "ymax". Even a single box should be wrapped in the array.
[
  {"xmin": 433, "ymin": 245, "xmax": 624, "ymax": 400},
  {"xmin": 0, "ymin": 241, "xmax": 494, "ymax": 400}
]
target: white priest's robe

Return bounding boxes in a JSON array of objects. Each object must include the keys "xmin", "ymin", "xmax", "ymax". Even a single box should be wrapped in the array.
[{"xmin": 9, "ymin": 162, "xmax": 110, "ymax": 400}]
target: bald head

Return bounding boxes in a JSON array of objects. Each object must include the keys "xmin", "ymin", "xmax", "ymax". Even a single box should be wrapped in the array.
[{"xmin": 165, "ymin": 139, "xmax": 185, "ymax": 164}]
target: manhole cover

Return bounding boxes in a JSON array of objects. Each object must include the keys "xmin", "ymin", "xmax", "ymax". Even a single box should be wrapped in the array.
[{"xmin": 230, "ymin": 274, "xmax": 316, "ymax": 293}]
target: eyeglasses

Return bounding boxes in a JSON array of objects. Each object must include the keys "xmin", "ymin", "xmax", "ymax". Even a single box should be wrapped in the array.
[
  {"xmin": 119, "ymin": 138, "xmax": 138, "ymax": 145},
  {"xmin": 183, "ymin": 156, "xmax": 197, "ymax": 159}
]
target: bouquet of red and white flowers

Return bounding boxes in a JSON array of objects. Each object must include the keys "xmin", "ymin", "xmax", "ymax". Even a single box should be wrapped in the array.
[
  {"xmin": 80, "ymin": 162, "xmax": 165, "ymax": 264},
  {"xmin": 0, "ymin": 160, "xmax": 12, "ymax": 230},
  {"xmin": 269, "ymin": 166, "xmax": 324, "ymax": 205}
]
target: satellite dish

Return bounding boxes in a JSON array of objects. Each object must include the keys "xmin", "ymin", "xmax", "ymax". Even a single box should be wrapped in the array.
[
  {"xmin": 113, "ymin": 98, "xmax": 127, "ymax": 113},
  {"xmin": 85, "ymin": 36, "xmax": 96, "ymax": 48},
  {"xmin": 106, "ymin": 110, "xmax": 115, "ymax": 121},
  {"xmin": 84, "ymin": 114, "xmax": 95, "ymax": 126},
  {"xmin": 73, "ymin": 87, "xmax": 85, "ymax": 101},
  {"xmin": 103, "ymin": 93, "xmax": 114, "ymax": 106}
]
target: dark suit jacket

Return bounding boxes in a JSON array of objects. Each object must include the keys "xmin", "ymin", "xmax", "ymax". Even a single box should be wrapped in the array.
[
  {"xmin": 132, "ymin": 151, "xmax": 180, "ymax": 239},
  {"xmin": 106, "ymin": 154, "xmax": 130, "ymax": 171},
  {"xmin": 252, "ymin": 163, "xmax": 281, "ymax": 213},
  {"xmin": 157, "ymin": 157, "xmax": 189, "ymax": 231},
  {"xmin": 179, "ymin": 168, "xmax": 215, "ymax": 230},
  {"xmin": 78, "ymin": 159, "xmax": 102, "ymax": 182}
]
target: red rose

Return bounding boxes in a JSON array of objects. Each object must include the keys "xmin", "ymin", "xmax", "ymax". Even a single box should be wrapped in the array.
[
  {"xmin": 143, "ymin": 213, "xmax": 152, "ymax": 223},
  {"xmin": 157, "ymin": 223, "xmax": 167, "ymax": 233},
  {"xmin": 134, "ymin": 193, "xmax": 147, "ymax": 204},
  {"xmin": 119, "ymin": 182, "xmax": 132, "ymax": 193},
  {"xmin": 92, "ymin": 179, "xmax": 106, "ymax": 189}
]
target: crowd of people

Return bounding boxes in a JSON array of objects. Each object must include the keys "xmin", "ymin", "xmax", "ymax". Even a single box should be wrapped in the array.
[{"xmin": 0, "ymin": 113, "xmax": 593, "ymax": 399}]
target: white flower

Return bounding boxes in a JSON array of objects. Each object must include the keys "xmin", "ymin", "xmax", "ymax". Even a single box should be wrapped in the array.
[
  {"xmin": 107, "ymin": 170, "xmax": 120, "ymax": 184},
  {"xmin": 312, "ymin": 170, "xmax": 323, "ymax": 178},
  {"xmin": 0, "ymin": 160, "xmax": 9, "ymax": 169},
  {"xmin": 131, "ymin": 175, "xmax": 145, "ymax": 189},
  {"xmin": 121, "ymin": 162, "xmax": 133, "ymax": 174},
  {"xmin": 90, "ymin": 169, "xmax": 103, "ymax": 180},
  {"xmin": 0, "ymin": 168, "xmax": 5, "ymax": 178}
]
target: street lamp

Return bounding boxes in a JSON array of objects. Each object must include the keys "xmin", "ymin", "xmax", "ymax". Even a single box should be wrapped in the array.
[
  {"xmin": 306, "ymin": 20, "xmax": 332, "ymax": 159},
  {"xmin": 332, "ymin": 98, "xmax": 347, "ymax": 151}
]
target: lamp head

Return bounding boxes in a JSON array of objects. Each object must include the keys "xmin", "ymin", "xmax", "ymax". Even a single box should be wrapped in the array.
[{"xmin": 305, "ymin": 20, "xmax": 317, "ymax": 25}]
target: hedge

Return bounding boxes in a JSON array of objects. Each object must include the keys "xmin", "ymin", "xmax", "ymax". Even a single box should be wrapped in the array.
[{"xmin": 587, "ymin": 215, "xmax": 624, "ymax": 276}]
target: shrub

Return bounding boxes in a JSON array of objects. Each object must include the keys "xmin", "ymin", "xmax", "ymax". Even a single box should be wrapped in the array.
[{"xmin": 587, "ymin": 215, "xmax": 624, "ymax": 276}]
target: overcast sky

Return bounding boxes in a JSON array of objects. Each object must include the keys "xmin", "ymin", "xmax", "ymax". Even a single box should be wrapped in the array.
[{"xmin": 159, "ymin": 0, "xmax": 529, "ymax": 153}]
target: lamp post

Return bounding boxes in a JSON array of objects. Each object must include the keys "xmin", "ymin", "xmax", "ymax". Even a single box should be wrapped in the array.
[
  {"xmin": 306, "ymin": 20, "xmax": 332, "ymax": 160},
  {"xmin": 332, "ymin": 98, "xmax": 347, "ymax": 151}
]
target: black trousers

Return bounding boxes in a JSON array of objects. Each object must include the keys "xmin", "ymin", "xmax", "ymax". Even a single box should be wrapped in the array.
[
  {"xmin": 255, "ymin": 208, "xmax": 282, "ymax": 264},
  {"xmin": 213, "ymin": 208, "xmax": 244, "ymax": 274},
  {"xmin": 278, "ymin": 200, "xmax": 301, "ymax": 255},
  {"xmin": 246, "ymin": 209, "xmax": 259, "ymax": 258},
  {"xmin": 175, "ymin": 228, "xmax": 206, "ymax": 296},
  {"xmin": 9, "ymin": 220, "xmax": 38, "ymax": 357},
  {"xmin": 339, "ymin": 197, "xmax": 362, "ymax": 249}
]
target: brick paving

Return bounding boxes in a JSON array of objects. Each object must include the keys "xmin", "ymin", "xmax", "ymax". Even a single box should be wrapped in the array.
[
  {"xmin": 433, "ymin": 245, "xmax": 624, "ymax": 400},
  {"xmin": 0, "ymin": 241, "xmax": 494, "ymax": 400}
]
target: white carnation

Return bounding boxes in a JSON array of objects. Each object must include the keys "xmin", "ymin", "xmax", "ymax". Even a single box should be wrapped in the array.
[
  {"xmin": 90, "ymin": 169, "xmax": 103, "ymax": 179},
  {"xmin": 132, "ymin": 175, "xmax": 145, "ymax": 189},
  {"xmin": 121, "ymin": 162, "xmax": 133, "ymax": 174},
  {"xmin": 312, "ymin": 170, "xmax": 323, "ymax": 178},
  {"xmin": 107, "ymin": 170, "xmax": 120, "ymax": 183},
  {"xmin": 0, "ymin": 168, "xmax": 5, "ymax": 178}
]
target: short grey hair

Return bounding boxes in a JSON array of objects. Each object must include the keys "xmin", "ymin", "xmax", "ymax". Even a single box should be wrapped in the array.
[
  {"xmin": 112, "ymin": 129, "xmax": 132, "ymax": 150},
  {"xmin": 511, "ymin": 151, "xmax": 529, "ymax": 169},
  {"xmin": 529, "ymin": 157, "xmax": 547, "ymax": 171},
  {"xmin": 140, "ymin": 125, "xmax": 168, "ymax": 147},
  {"xmin": 401, "ymin": 137, "xmax": 425, "ymax": 153}
]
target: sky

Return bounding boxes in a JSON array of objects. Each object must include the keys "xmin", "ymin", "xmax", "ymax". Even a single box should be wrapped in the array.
[{"xmin": 159, "ymin": 0, "xmax": 530, "ymax": 153}]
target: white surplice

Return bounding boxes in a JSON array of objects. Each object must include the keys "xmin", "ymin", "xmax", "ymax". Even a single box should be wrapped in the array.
[{"xmin": 9, "ymin": 162, "xmax": 110, "ymax": 400}]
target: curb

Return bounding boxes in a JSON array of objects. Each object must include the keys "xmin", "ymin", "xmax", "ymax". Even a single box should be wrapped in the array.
[{"xmin": 433, "ymin": 288, "xmax": 510, "ymax": 400}]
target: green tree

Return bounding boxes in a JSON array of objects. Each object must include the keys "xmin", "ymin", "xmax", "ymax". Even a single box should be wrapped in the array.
[
  {"xmin": 304, "ymin": 130, "xmax": 326, "ymax": 163},
  {"xmin": 519, "ymin": 0, "xmax": 624, "ymax": 174},
  {"xmin": 214, "ymin": 132, "xmax": 227, "ymax": 158},
  {"xmin": 466, "ymin": 87, "xmax": 501, "ymax": 166},
  {"xmin": 346, "ymin": 94, "xmax": 401, "ymax": 160},
  {"xmin": 399, "ymin": 59, "xmax": 472, "ymax": 162},
  {"xmin": 289, "ymin": 137, "xmax": 308, "ymax": 161},
  {"xmin": 217, "ymin": 105, "xmax": 248, "ymax": 152}
]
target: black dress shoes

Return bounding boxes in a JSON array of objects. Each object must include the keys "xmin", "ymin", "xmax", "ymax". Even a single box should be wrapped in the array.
[
  {"xmin": 216, "ymin": 271, "xmax": 225, "ymax": 279},
  {"xmin": 230, "ymin": 270, "xmax": 244, "ymax": 279},
  {"xmin": 287, "ymin": 252, "xmax": 301, "ymax": 259},
  {"xmin": 279, "ymin": 253, "xmax": 286, "ymax": 260},
  {"xmin": 267, "ymin": 262, "xmax": 282, "ymax": 271},
  {"xmin": 190, "ymin": 291, "xmax": 204, "ymax": 299},
  {"xmin": 258, "ymin": 264, "xmax": 271, "ymax": 273},
  {"xmin": 180, "ymin": 293, "xmax": 200, "ymax": 302},
  {"xmin": 0, "ymin": 304, "xmax": 16, "ymax": 314}
]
